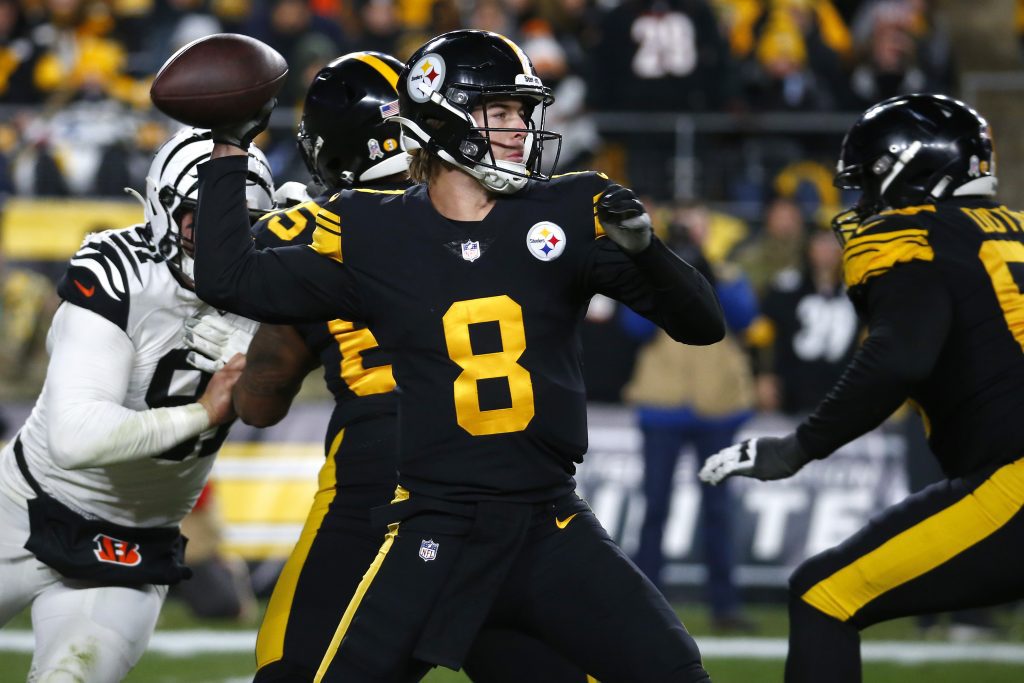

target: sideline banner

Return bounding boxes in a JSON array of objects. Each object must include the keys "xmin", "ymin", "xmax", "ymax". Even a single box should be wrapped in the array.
[
  {"xmin": 216, "ymin": 404, "xmax": 908, "ymax": 587},
  {"xmin": 577, "ymin": 407, "xmax": 908, "ymax": 588}
]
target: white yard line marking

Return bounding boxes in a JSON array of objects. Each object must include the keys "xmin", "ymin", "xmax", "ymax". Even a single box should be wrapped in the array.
[{"xmin": 2, "ymin": 632, "xmax": 1024, "ymax": 663}]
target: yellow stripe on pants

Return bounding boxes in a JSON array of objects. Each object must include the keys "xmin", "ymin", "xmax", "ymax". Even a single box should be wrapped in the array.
[{"xmin": 803, "ymin": 458, "xmax": 1024, "ymax": 621}]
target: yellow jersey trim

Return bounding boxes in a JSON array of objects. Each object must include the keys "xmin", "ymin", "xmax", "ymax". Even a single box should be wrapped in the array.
[
  {"xmin": 879, "ymin": 205, "xmax": 937, "ymax": 217},
  {"xmin": 843, "ymin": 228, "xmax": 933, "ymax": 288},
  {"xmin": 310, "ymin": 206, "xmax": 343, "ymax": 262},
  {"xmin": 352, "ymin": 188, "xmax": 406, "ymax": 195}
]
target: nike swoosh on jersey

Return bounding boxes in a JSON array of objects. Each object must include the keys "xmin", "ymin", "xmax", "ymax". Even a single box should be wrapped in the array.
[
  {"xmin": 74, "ymin": 279, "xmax": 95, "ymax": 297},
  {"xmin": 555, "ymin": 513, "xmax": 579, "ymax": 529}
]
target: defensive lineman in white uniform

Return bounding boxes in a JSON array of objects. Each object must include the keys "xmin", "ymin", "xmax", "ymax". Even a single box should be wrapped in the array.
[{"xmin": 0, "ymin": 128, "xmax": 273, "ymax": 682}]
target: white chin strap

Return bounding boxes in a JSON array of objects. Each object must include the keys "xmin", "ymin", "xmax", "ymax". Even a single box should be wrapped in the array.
[
  {"xmin": 361, "ymin": 152, "xmax": 412, "ymax": 183},
  {"xmin": 473, "ymin": 159, "xmax": 530, "ymax": 195}
]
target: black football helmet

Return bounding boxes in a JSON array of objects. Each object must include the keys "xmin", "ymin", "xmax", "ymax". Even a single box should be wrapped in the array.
[
  {"xmin": 396, "ymin": 29, "xmax": 562, "ymax": 194},
  {"xmin": 832, "ymin": 93, "xmax": 997, "ymax": 244},
  {"xmin": 298, "ymin": 51, "xmax": 409, "ymax": 190}
]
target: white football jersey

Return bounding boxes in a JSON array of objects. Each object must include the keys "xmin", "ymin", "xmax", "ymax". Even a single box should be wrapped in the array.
[{"xmin": 0, "ymin": 225, "xmax": 252, "ymax": 527}]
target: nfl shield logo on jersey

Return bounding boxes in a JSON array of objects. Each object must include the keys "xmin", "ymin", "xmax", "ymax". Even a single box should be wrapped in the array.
[
  {"xmin": 461, "ymin": 240, "xmax": 481, "ymax": 262},
  {"xmin": 419, "ymin": 539, "xmax": 439, "ymax": 562}
]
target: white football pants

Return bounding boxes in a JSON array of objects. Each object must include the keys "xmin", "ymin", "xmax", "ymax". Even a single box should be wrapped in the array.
[{"xmin": 0, "ymin": 489, "xmax": 167, "ymax": 682}]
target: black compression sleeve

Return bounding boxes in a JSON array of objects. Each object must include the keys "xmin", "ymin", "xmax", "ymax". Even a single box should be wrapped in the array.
[
  {"xmin": 194, "ymin": 156, "xmax": 361, "ymax": 324},
  {"xmin": 795, "ymin": 262, "xmax": 953, "ymax": 459},
  {"xmin": 626, "ymin": 237, "xmax": 725, "ymax": 345}
]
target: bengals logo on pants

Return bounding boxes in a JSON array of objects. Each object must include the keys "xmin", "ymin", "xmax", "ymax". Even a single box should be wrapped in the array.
[{"xmin": 93, "ymin": 534, "xmax": 142, "ymax": 567}]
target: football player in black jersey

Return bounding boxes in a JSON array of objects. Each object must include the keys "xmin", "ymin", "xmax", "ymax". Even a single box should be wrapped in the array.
[
  {"xmin": 700, "ymin": 94, "xmax": 1024, "ymax": 682},
  {"xmin": 194, "ymin": 30, "xmax": 722, "ymax": 683},
  {"xmin": 206, "ymin": 50, "xmax": 589, "ymax": 683}
]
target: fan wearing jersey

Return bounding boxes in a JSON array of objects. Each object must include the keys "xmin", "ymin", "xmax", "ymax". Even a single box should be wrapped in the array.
[{"xmin": 0, "ymin": 127, "xmax": 273, "ymax": 682}]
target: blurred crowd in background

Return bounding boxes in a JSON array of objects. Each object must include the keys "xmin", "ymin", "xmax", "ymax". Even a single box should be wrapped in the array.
[
  {"xmin": 0, "ymin": 0, "xmax": 1017, "ymax": 405},
  {"xmin": 0, "ymin": 0, "xmax": 971, "ymax": 200}
]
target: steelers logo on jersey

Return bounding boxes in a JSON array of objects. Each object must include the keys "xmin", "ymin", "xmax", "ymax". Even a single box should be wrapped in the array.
[{"xmin": 526, "ymin": 221, "xmax": 566, "ymax": 261}]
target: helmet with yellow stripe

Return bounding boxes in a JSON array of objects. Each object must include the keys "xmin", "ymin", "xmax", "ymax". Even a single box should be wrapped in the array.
[
  {"xmin": 298, "ymin": 51, "xmax": 410, "ymax": 190},
  {"xmin": 395, "ymin": 29, "xmax": 562, "ymax": 194}
]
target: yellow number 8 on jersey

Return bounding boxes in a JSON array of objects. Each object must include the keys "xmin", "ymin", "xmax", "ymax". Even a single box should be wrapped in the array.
[{"xmin": 442, "ymin": 295, "xmax": 535, "ymax": 436}]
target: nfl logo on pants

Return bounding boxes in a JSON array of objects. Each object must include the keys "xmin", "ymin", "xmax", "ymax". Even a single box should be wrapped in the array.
[{"xmin": 419, "ymin": 539, "xmax": 439, "ymax": 562}]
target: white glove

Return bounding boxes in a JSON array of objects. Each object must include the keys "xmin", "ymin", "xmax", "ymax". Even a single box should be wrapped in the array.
[
  {"xmin": 184, "ymin": 312, "xmax": 259, "ymax": 373},
  {"xmin": 596, "ymin": 183, "xmax": 652, "ymax": 254},
  {"xmin": 698, "ymin": 434, "xmax": 811, "ymax": 485},
  {"xmin": 274, "ymin": 181, "xmax": 313, "ymax": 208}
]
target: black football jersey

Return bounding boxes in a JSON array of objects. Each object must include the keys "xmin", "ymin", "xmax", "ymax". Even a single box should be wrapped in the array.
[
  {"xmin": 842, "ymin": 199, "xmax": 1024, "ymax": 476},
  {"xmin": 196, "ymin": 160, "xmax": 722, "ymax": 502},
  {"xmin": 251, "ymin": 189, "xmax": 401, "ymax": 424}
]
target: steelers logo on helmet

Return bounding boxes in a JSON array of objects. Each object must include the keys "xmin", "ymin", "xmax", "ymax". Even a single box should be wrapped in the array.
[
  {"xmin": 408, "ymin": 53, "xmax": 446, "ymax": 103},
  {"xmin": 526, "ymin": 221, "xmax": 566, "ymax": 261}
]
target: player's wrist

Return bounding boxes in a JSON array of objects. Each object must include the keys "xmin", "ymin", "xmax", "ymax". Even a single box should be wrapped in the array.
[
  {"xmin": 212, "ymin": 142, "xmax": 248, "ymax": 158},
  {"xmin": 194, "ymin": 396, "xmax": 217, "ymax": 428}
]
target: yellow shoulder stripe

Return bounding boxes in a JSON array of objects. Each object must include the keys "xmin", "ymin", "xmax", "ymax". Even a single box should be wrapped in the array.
[
  {"xmin": 352, "ymin": 188, "xmax": 405, "ymax": 195},
  {"xmin": 843, "ymin": 228, "xmax": 933, "ymax": 288},
  {"xmin": 592, "ymin": 190, "xmax": 606, "ymax": 238},
  {"xmin": 879, "ymin": 205, "xmax": 936, "ymax": 217},
  {"xmin": 310, "ymin": 206, "xmax": 343, "ymax": 263},
  {"xmin": 552, "ymin": 170, "xmax": 608, "ymax": 180}
]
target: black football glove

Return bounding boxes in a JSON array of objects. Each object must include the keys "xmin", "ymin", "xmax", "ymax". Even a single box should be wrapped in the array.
[
  {"xmin": 596, "ymin": 183, "xmax": 652, "ymax": 255},
  {"xmin": 698, "ymin": 433, "xmax": 811, "ymax": 485},
  {"xmin": 212, "ymin": 98, "xmax": 276, "ymax": 149}
]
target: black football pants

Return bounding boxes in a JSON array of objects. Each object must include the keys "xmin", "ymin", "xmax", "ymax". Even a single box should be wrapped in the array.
[
  {"xmin": 315, "ymin": 495, "xmax": 709, "ymax": 683},
  {"xmin": 252, "ymin": 415, "xmax": 591, "ymax": 683},
  {"xmin": 786, "ymin": 456, "xmax": 1024, "ymax": 683}
]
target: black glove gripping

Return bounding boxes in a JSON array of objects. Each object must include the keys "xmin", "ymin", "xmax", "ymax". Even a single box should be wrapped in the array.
[
  {"xmin": 596, "ymin": 184, "xmax": 645, "ymax": 224},
  {"xmin": 212, "ymin": 99, "xmax": 276, "ymax": 149}
]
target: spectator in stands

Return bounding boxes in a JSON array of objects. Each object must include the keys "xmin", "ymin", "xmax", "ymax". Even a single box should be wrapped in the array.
[
  {"xmin": 590, "ymin": 0, "xmax": 737, "ymax": 112},
  {"xmin": 468, "ymin": 0, "xmax": 518, "ymax": 40},
  {"xmin": 352, "ymin": 0, "xmax": 403, "ymax": 56},
  {"xmin": 718, "ymin": 0, "xmax": 852, "ymax": 68},
  {"xmin": 623, "ymin": 201, "xmax": 758, "ymax": 632},
  {"xmin": 590, "ymin": 0, "xmax": 737, "ymax": 198},
  {"xmin": 741, "ymin": 7, "xmax": 839, "ymax": 111},
  {"xmin": 733, "ymin": 196, "xmax": 807, "ymax": 296},
  {"xmin": 752, "ymin": 228, "xmax": 858, "ymax": 415},
  {"xmin": 520, "ymin": 22, "xmax": 598, "ymax": 173},
  {"xmin": 172, "ymin": 482, "xmax": 257, "ymax": 622},
  {"xmin": 0, "ymin": 255, "xmax": 59, "ymax": 401},
  {"xmin": 246, "ymin": 0, "xmax": 346, "ymax": 103},
  {"xmin": 841, "ymin": 0, "xmax": 936, "ymax": 110},
  {"xmin": 0, "ymin": 0, "xmax": 45, "ymax": 103}
]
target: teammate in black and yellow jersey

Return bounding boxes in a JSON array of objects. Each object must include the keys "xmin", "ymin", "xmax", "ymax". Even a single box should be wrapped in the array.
[
  {"xmin": 701, "ymin": 94, "xmax": 1024, "ymax": 682},
  {"xmin": 197, "ymin": 51, "xmax": 592, "ymax": 682},
  {"xmin": 194, "ymin": 29, "xmax": 721, "ymax": 683}
]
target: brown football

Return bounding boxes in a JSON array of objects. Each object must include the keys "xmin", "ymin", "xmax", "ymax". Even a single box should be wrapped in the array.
[{"xmin": 150, "ymin": 33, "xmax": 288, "ymax": 128}]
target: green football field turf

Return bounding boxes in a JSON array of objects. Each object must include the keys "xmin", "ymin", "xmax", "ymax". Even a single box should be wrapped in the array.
[{"xmin": 2, "ymin": 600, "xmax": 1022, "ymax": 682}]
